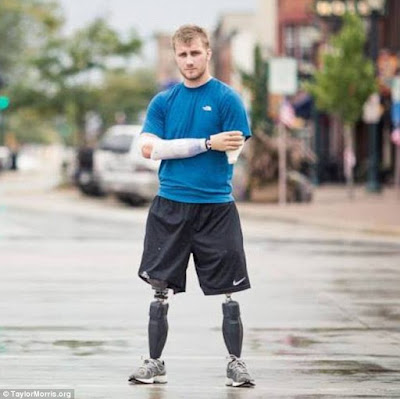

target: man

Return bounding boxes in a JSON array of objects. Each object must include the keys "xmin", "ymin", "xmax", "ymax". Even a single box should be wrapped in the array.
[{"xmin": 128, "ymin": 24, "xmax": 255, "ymax": 388}]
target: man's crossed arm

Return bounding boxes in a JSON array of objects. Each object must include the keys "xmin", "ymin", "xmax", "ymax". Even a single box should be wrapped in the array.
[{"xmin": 138, "ymin": 131, "xmax": 244, "ymax": 161}]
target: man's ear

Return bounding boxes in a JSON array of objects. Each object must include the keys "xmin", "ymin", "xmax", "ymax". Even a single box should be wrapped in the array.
[{"xmin": 207, "ymin": 49, "xmax": 212, "ymax": 61}]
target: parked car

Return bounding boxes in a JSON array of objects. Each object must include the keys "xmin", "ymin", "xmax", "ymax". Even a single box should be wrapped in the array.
[
  {"xmin": 73, "ymin": 145, "xmax": 105, "ymax": 196},
  {"xmin": 94, "ymin": 125, "xmax": 160, "ymax": 205}
]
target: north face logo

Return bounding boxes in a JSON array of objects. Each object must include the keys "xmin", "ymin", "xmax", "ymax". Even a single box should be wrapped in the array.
[{"xmin": 202, "ymin": 105, "xmax": 212, "ymax": 111}]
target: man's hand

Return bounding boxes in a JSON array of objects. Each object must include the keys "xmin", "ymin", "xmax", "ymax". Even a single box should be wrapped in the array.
[
  {"xmin": 139, "ymin": 133, "xmax": 159, "ymax": 158},
  {"xmin": 209, "ymin": 131, "xmax": 244, "ymax": 151}
]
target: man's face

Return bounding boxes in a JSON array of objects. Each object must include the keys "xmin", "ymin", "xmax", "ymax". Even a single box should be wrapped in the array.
[{"xmin": 174, "ymin": 37, "xmax": 211, "ymax": 84}]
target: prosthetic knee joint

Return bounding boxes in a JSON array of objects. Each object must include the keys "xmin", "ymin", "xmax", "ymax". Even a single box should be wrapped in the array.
[
  {"xmin": 222, "ymin": 294, "xmax": 243, "ymax": 358},
  {"xmin": 148, "ymin": 279, "xmax": 169, "ymax": 359}
]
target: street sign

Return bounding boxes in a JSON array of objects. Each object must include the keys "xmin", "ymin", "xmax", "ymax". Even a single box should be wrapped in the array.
[
  {"xmin": 269, "ymin": 58, "xmax": 298, "ymax": 96},
  {"xmin": 0, "ymin": 96, "xmax": 9, "ymax": 110}
]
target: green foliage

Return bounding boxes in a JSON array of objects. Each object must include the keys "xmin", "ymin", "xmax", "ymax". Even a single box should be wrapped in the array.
[
  {"xmin": 34, "ymin": 17, "xmax": 144, "ymax": 145},
  {"xmin": 0, "ymin": 0, "xmax": 64, "ymax": 144},
  {"xmin": 35, "ymin": 17, "xmax": 141, "ymax": 81},
  {"xmin": 8, "ymin": 109, "xmax": 59, "ymax": 144},
  {"xmin": 1, "ymin": 2, "xmax": 149, "ymax": 145},
  {"xmin": 240, "ymin": 45, "xmax": 269, "ymax": 132},
  {"xmin": 0, "ymin": 0, "xmax": 63, "ymax": 80},
  {"xmin": 305, "ymin": 12, "xmax": 376, "ymax": 126},
  {"xmin": 96, "ymin": 68, "xmax": 158, "ymax": 127}
]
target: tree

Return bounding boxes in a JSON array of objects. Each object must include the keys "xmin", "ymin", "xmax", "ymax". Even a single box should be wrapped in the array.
[
  {"xmin": 0, "ymin": 0, "xmax": 63, "ymax": 144},
  {"xmin": 7, "ymin": 109, "xmax": 58, "ymax": 144},
  {"xmin": 238, "ymin": 45, "xmax": 272, "ymax": 199},
  {"xmin": 95, "ymin": 68, "xmax": 158, "ymax": 128},
  {"xmin": 240, "ymin": 45, "xmax": 270, "ymax": 132},
  {"xmin": 305, "ymin": 12, "xmax": 376, "ymax": 197},
  {"xmin": 0, "ymin": 0, "xmax": 62, "ymax": 81},
  {"xmin": 9, "ymin": 14, "xmax": 143, "ymax": 145},
  {"xmin": 30, "ymin": 17, "xmax": 142, "ymax": 145}
]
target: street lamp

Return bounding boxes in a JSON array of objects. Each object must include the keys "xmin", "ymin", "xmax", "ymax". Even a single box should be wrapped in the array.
[{"xmin": 365, "ymin": 0, "xmax": 386, "ymax": 193}]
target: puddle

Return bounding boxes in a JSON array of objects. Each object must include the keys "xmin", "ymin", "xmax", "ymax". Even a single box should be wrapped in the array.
[
  {"xmin": 52, "ymin": 339, "xmax": 128, "ymax": 355},
  {"xmin": 305, "ymin": 360, "xmax": 396, "ymax": 376},
  {"xmin": 280, "ymin": 334, "xmax": 320, "ymax": 348},
  {"xmin": 362, "ymin": 306, "xmax": 400, "ymax": 322},
  {"xmin": 53, "ymin": 339, "xmax": 105, "ymax": 348},
  {"xmin": 309, "ymin": 250, "xmax": 400, "ymax": 257},
  {"xmin": 0, "ymin": 337, "xmax": 129, "ymax": 356},
  {"xmin": 248, "ymin": 237, "xmax": 400, "ymax": 251}
]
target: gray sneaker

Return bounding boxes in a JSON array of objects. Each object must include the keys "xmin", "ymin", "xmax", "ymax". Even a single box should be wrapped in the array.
[
  {"xmin": 128, "ymin": 358, "xmax": 167, "ymax": 384},
  {"xmin": 226, "ymin": 355, "xmax": 255, "ymax": 387}
]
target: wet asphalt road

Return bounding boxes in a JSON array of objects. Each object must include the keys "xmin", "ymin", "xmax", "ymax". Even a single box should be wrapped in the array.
[{"xmin": 0, "ymin": 193, "xmax": 400, "ymax": 398}]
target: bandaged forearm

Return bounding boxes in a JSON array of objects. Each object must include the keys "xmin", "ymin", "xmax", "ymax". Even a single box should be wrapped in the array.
[
  {"xmin": 139, "ymin": 135, "xmax": 207, "ymax": 161},
  {"xmin": 152, "ymin": 138, "xmax": 207, "ymax": 160}
]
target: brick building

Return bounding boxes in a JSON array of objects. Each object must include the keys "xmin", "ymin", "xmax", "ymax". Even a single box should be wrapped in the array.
[
  {"xmin": 212, "ymin": 12, "xmax": 256, "ymax": 88},
  {"xmin": 382, "ymin": 0, "xmax": 400, "ymax": 52},
  {"xmin": 277, "ymin": 0, "xmax": 319, "ymax": 73}
]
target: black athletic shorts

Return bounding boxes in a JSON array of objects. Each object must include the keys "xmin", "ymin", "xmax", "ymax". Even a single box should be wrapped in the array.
[{"xmin": 138, "ymin": 196, "xmax": 251, "ymax": 295}]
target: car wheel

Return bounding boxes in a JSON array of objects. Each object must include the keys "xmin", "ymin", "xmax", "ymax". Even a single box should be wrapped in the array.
[{"xmin": 115, "ymin": 194, "xmax": 145, "ymax": 206}]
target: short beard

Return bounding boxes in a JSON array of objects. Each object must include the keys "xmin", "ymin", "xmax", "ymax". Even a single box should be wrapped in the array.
[{"xmin": 181, "ymin": 67, "xmax": 206, "ymax": 82}]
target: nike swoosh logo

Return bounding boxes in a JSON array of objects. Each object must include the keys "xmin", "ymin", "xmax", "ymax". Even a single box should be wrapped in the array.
[{"xmin": 233, "ymin": 277, "xmax": 246, "ymax": 286}]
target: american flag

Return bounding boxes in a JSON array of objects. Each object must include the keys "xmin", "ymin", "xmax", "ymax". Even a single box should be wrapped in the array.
[
  {"xmin": 279, "ymin": 99, "xmax": 296, "ymax": 128},
  {"xmin": 392, "ymin": 128, "xmax": 400, "ymax": 147}
]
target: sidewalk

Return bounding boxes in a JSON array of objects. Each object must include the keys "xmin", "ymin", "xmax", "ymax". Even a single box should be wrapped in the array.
[
  {"xmin": 238, "ymin": 185, "xmax": 400, "ymax": 236},
  {"xmin": 1, "ymin": 169, "xmax": 400, "ymax": 236}
]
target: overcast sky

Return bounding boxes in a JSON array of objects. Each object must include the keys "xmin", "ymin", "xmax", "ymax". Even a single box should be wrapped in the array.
[
  {"xmin": 58, "ymin": 0, "xmax": 256, "ymax": 37},
  {"xmin": 58, "ymin": 0, "xmax": 256, "ymax": 65}
]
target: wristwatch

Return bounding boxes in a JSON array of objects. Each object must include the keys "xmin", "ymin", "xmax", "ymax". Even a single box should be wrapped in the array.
[{"xmin": 205, "ymin": 138, "xmax": 212, "ymax": 150}]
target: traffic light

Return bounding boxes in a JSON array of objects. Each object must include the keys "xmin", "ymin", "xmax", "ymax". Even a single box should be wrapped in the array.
[{"xmin": 0, "ymin": 96, "xmax": 10, "ymax": 110}]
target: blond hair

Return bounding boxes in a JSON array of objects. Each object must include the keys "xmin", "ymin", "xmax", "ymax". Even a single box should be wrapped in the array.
[{"xmin": 172, "ymin": 24, "xmax": 210, "ymax": 51}]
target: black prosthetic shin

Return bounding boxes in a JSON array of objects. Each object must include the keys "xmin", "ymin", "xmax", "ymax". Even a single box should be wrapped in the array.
[
  {"xmin": 148, "ymin": 279, "xmax": 169, "ymax": 359},
  {"xmin": 222, "ymin": 296, "xmax": 243, "ymax": 358}
]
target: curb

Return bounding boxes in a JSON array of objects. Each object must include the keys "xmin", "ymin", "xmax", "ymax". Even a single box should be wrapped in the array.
[{"xmin": 237, "ymin": 205, "xmax": 400, "ymax": 237}]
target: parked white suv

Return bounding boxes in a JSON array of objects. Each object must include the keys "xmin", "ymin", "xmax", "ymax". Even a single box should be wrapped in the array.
[{"xmin": 94, "ymin": 125, "xmax": 160, "ymax": 205}]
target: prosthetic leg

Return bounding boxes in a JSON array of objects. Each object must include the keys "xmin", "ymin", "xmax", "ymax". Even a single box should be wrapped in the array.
[
  {"xmin": 223, "ymin": 294, "xmax": 255, "ymax": 387},
  {"xmin": 128, "ymin": 279, "xmax": 169, "ymax": 384},
  {"xmin": 222, "ymin": 294, "xmax": 243, "ymax": 357},
  {"xmin": 130, "ymin": 287, "xmax": 254, "ymax": 385},
  {"xmin": 148, "ymin": 279, "xmax": 169, "ymax": 359}
]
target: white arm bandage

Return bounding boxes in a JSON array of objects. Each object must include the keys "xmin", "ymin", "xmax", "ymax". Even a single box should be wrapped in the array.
[{"xmin": 138, "ymin": 134, "xmax": 207, "ymax": 161}]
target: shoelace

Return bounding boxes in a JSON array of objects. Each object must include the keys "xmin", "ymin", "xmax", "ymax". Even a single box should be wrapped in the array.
[
  {"xmin": 138, "ymin": 358, "xmax": 160, "ymax": 374},
  {"xmin": 229, "ymin": 356, "xmax": 248, "ymax": 374}
]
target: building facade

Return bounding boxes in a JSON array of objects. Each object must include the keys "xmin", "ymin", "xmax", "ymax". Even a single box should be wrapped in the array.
[
  {"xmin": 212, "ymin": 12, "xmax": 256, "ymax": 87},
  {"xmin": 154, "ymin": 33, "xmax": 181, "ymax": 89},
  {"xmin": 277, "ymin": 0, "xmax": 319, "ymax": 74}
]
